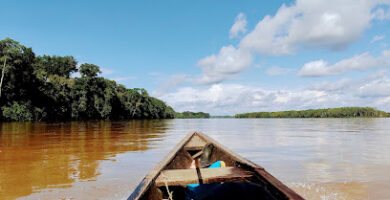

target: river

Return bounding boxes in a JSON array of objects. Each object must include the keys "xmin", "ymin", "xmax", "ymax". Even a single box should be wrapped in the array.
[{"xmin": 1, "ymin": 119, "xmax": 390, "ymax": 199}]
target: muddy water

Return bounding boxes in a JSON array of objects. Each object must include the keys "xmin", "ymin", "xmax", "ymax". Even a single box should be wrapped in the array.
[{"xmin": 0, "ymin": 119, "xmax": 390, "ymax": 200}]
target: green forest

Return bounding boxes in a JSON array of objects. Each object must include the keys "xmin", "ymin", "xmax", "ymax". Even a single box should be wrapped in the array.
[
  {"xmin": 0, "ymin": 38, "xmax": 175, "ymax": 121},
  {"xmin": 235, "ymin": 107, "xmax": 390, "ymax": 118},
  {"xmin": 175, "ymin": 111, "xmax": 210, "ymax": 118}
]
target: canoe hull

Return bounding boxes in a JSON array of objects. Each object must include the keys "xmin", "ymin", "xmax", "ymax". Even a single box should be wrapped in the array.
[{"xmin": 128, "ymin": 131, "xmax": 304, "ymax": 200}]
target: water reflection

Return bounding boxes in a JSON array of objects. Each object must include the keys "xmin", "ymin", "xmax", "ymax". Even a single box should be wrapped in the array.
[{"xmin": 0, "ymin": 120, "xmax": 171, "ymax": 199}]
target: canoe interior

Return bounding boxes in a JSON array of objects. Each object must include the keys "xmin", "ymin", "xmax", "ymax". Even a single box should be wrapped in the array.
[{"xmin": 129, "ymin": 132, "xmax": 304, "ymax": 200}]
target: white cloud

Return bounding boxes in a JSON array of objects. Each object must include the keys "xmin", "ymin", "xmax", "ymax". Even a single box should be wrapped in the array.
[
  {"xmin": 357, "ymin": 76, "xmax": 390, "ymax": 97},
  {"xmin": 196, "ymin": 1, "xmax": 390, "ymax": 84},
  {"xmin": 307, "ymin": 70, "xmax": 390, "ymax": 99},
  {"xmin": 100, "ymin": 68, "xmax": 115, "ymax": 76},
  {"xmin": 298, "ymin": 50, "xmax": 390, "ymax": 77},
  {"xmin": 196, "ymin": 46, "xmax": 252, "ymax": 84},
  {"xmin": 370, "ymin": 35, "xmax": 385, "ymax": 43},
  {"xmin": 266, "ymin": 66, "xmax": 295, "ymax": 76},
  {"xmin": 159, "ymin": 84, "xmax": 263, "ymax": 114},
  {"xmin": 159, "ymin": 83, "xmax": 335, "ymax": 115},
  {"xmin": 240, "ymin": 0, "xmax": 388, "ymax": 55},
  {"xmin": 298, "ymin": 60, "xmax": 331, "ymax": 76},
  {"xmin": 158, "ymin": 71, "xmax": 390, "ymax": 115},
  {"xmin": 308, "ymin": 78, "xmax": 352, "ymax": 93},
  {"xmin": 371, "ymin": 7, "xmax": 390, "ymax": 20},
  {"xmin": 112, "ymin": 76, "xmax": 136, "ymax": 82},
  {"xmin": 239, "ymin": 4, "xmax": 297, "ymax": 55},
  {"xmin": 229, "ymin": 13, "xmax": 247, "ymax": 39},
  {"xmin": 376, "ymin": 96, "xmax": 390, "ymax": 106},
  {"xmin": 152, "ymin": 74, "xmax": 188, "ymax": 96}
]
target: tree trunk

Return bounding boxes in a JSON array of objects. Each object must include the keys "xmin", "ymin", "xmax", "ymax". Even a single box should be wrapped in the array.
[{"xmin": 0, "ymin": 57, "xmax": 6, "ymax": 98}]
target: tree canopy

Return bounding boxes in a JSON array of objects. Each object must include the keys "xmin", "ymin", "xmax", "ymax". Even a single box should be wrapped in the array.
[
  {"xmin": 234, "ymin": 107, "xmax": 390, "ymax": 118},
  {"xmin": 0, "ymin": 38, "xmax": 175, "ymax": 121},
  {"xmin": 175, "ymin": 111, "xmax": 210, "ymax": 118}
]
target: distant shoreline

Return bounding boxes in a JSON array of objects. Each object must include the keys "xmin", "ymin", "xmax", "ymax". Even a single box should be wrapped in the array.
[{"xmin": 234, "ymin": 107, "xmax": 390, "ymax": 118}]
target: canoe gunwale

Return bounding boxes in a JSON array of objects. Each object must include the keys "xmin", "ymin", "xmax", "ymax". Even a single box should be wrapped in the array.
[
  {"xmin": 195, "ymin": 132, "xmax": 304, "ymax": 200},
  {"xmin": 128, "ymin": 131, "xmax": 195, "ymax": 200}
]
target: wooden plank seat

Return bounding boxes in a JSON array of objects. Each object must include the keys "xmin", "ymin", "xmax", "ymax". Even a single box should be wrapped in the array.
[{"xmin": 155, "ymin": 167, "xmax": 252, "ymax": 187}]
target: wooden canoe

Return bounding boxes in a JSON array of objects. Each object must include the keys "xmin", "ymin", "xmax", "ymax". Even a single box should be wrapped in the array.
[{"xmin": 128, "ymin": 131, "xmax": 304, "ymax": 200}]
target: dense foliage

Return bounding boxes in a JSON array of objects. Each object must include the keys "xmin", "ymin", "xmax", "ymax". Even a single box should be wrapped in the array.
[
  {"xmin": 210, "ymin": 115, "xmax": 233, "ymax": 118},
  {"xmin": 0, "ymin": 38, "xmax": 175, "ymax": 121},
  {"xmin": 235, "ymin": 107, "xmax": 390, "ymax": 118},
  {"xmin": 175, "ymin": 111, "xmax": 210, "ymax": 118}
]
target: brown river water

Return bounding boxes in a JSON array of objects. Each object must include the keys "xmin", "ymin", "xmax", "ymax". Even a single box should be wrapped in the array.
[{"xmin": 1, "ymin": 119, "xmax": 390, "ymax": 200}]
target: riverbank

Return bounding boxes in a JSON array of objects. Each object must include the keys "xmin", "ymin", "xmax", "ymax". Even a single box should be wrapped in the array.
[{"xmin": 235, "ymin": 107, "xmax": 390, "ymax": 118}]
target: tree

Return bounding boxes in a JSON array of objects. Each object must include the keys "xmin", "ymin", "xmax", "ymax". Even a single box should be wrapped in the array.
[
  {"xmin": 175, "ymin": 111, "xmax": 210, "ymax": 118},
  {"xmin": 0, "ymin": 55, "xmax": 10, "ymax": 98},
  {"xmin": 71, "ymin": 64, "xmax": 112, "ymax": 119},
  {"xmin": 234, "ymin": 107, "xmax": 389, "ymax": 118},
  {"xmin": 0, "ymin": 38, "xmax": 19, "ymax": 98},
  {"xmin": 2, "ymin": 102, "xmax": 33, "ymax": 121},
  {"xmin": 79, "ymin": 63, "xmax": 101, "ymax": 78},
  {"xmin": 0, "ymin": 38, "xmax": 35, "ymax": 104},
  {"xmin": 34, "ymin": 55, "xmax": 77, "ymax": 79}
]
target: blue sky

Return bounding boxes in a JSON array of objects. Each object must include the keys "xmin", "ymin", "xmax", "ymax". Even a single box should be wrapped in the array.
[{"xmin": 2, "ymin": 0, "xmax": 390, "ymax": 115}]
